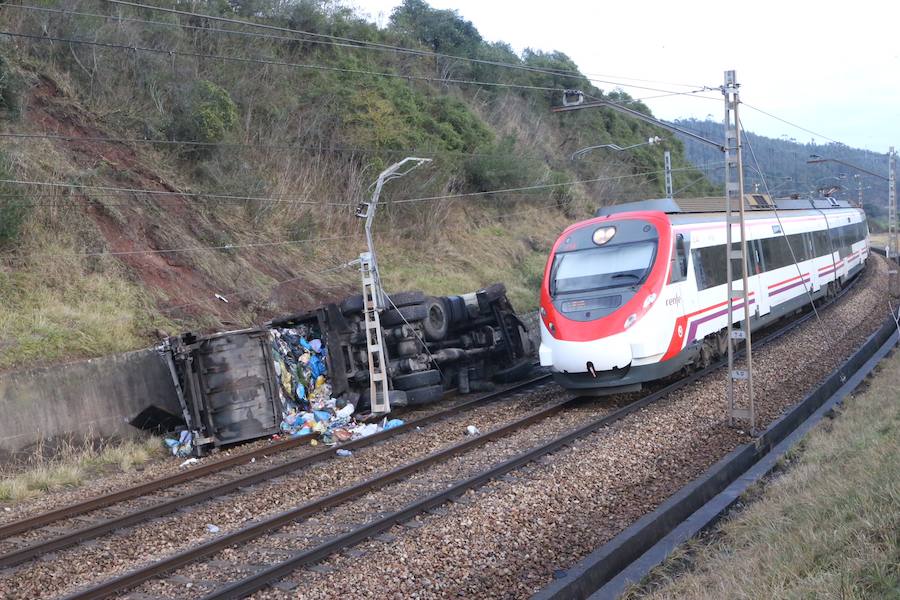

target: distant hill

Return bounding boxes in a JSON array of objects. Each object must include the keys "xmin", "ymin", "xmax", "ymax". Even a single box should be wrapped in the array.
[{"xmin": 672, "ymin": 118, "xmax": 892, "ymax": 225}]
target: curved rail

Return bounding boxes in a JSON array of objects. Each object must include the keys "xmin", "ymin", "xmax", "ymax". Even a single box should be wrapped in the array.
[{"xmin": 62, "ymin": 271, "xmax": 862, "ymax": 600}]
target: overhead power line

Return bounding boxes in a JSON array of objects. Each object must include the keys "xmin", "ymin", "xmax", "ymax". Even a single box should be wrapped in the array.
[
  {"xmin": 0, "ymin": 234, "xmax": 352, "ymax": 260},
  {"xmin": 158, "ymin": 257, "xmax": 357, "ymax": 314},
  {"xmin": 0, "ymin": 163, "xmax": 720, "ymax": 210},
  {"xmin": 0, "ymin": 30, "xmax": 573, "ymax": 94},
  {"xmin": 742, "ymin": 102, "xmax": 843, "ymax": 146},
  {"xmin": 93, "ymin": 0, "xmax": 710, "ymax": 95}
]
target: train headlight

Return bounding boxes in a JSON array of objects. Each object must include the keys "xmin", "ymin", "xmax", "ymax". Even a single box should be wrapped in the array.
[
  {"xmin": 592, "ymin": 226, "xmax": 616, "ymax": 245},
  {"xmin": 540, "ymin": 306, "xmax": 547, "ymax": 318},
  {"xmin": 624, "ymin": 313, "xmax": 637, "ymax": 329},
  {"xmin": 643, "ymin": 293, "xmax": 657, "ymax": 309},
  {"xmin": 548, "ymin": 321, "xmax": 556, "ymax": 333}
]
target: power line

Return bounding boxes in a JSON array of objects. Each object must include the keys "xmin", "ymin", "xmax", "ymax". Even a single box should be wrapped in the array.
[
  {"xmin": 159, "ymin": 257, "xmax": 357, "ymax": 314},
  {"xmin": 389, "ymin": 164, "xmax": 715, "ymax": 204},
  {"xmin": 742, "ymin": 102, "xmax": 843, "ymax": 146},
  {"xmin": 0, "ymin": 234, "xmax": 352, "ymax": 260},
  {"xmin": 8, "ymin": 2, "xmax": 704, "ymax": 93},
  {"xmin": 0, "ymin": 29, "xmax": 578, "ymax": 95},
  {"xmin": 0, "ymin": 164, "xmax": 717, "ymax": 210},
  {"xmin": 94, "ymin": 0, "xmax": 710, "ymax": 96},
  {"xmin": 0, "ymin": 177, "xmax": 351, "ymax": 205}
]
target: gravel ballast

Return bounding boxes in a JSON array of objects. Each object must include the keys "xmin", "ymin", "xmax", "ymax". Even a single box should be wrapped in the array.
[{"xmin": 252, "ymin": 258, "xmax": 889, "ymax": 600}]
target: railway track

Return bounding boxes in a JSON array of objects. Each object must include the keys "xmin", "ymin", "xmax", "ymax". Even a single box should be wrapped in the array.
[
  {"xmin": 6, "ymin": 267, "xmax": 856, "ymax": 600},
  {"xmin": 0, "ymin": 259, "xmax": 881, "ymax": 600},
  {"xmin": 0, "ymin": 374, "xmax": 558, "ymax": 560}
]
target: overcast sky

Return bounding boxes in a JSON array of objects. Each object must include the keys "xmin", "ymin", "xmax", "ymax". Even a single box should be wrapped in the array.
[{"xmin": 350, "ymin": 0, "xmax": 900, "ymax": 154}]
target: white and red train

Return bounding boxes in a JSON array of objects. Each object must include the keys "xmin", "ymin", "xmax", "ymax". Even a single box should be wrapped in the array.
[{"xmin": 539, "ymin": 195, "xmax": 869, "ymax": 393}]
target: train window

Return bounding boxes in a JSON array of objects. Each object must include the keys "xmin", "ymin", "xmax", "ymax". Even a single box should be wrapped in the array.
[
  {"xmin": 551, "ymin": 241, "xmax": 657, "ymax": 296},
  {"xmin": 813, "ymin": 229, "xmax": 832, "ymax": 257},
  {"xmin": 669, "ymin": 234, "xmax": 688, "ymax": 283},
  {"xmin": 692, "ymin": 246, "xmax": 727, "ymax": 290}
]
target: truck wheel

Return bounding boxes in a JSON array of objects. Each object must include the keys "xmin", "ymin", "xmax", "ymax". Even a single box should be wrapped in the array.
[
  {"xmin": 388, "ymin": 291, "xmax": 426, "ymax": 307},
  {"xmin": 405, "ymin": 384, "xmax": 444, "ymax": 405},
  {"xmin": 392, "ymin": 369, "xmax": 441, "ymax": 390},
  {"xmin": 341, "ymin": 291, "xmax": 425, "ymax": 315},
  {"xmin": 381, "ymin": 303, "xmax": 427, "ymax": 327},
  {"xmin": 491, "ymin": 358, "xmax": 533, "ymax": 383},
  {"xmin": 422, "ymin": 296, "xmax": 450, "ymax": 341}
]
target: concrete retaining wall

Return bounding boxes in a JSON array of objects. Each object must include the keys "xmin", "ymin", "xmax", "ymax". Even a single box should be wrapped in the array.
[{"xmin": 0, "ymin": 347, "xmax": 180, "ymax": 459}]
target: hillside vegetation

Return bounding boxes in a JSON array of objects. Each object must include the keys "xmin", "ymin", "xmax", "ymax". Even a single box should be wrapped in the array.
[
  {"xmin": 674, "ymin": 118, "xmax": 891, "ymax": 228},
  {"xmin": 0, "ymin": 0, "xmax": 715, "ymax": 370}
]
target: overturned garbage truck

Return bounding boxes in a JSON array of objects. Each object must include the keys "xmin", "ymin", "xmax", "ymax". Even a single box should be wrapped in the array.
[{"xmin": 158, "ymin": 283, "xmax": 532, "ymax": 454}]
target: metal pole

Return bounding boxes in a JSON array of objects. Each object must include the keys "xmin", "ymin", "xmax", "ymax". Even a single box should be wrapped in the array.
[
  {"xmin": 890, "ymin": 147, "xmax": 896, "ymax": 259},
  {"xmin": 723, "ymin": 70, "xmax": 755, "ymax": 433},
  {"xmin": 890, "ymin": 147, "xmax": 898, "ymax": 297},
  {"xmin": 664, "ymin": 150, "xmax": 673, "ymax": 199}
]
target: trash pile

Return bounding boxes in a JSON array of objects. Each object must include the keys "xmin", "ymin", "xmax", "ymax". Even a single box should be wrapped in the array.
[{"xmin": 269, "ymin": 326, "xmax": 404, "ymax": 445}]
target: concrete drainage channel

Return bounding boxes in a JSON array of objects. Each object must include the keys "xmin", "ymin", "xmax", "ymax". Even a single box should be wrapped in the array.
[{"xmin": 532, "ymin": 303, "xmax": 899, "ymax": 600}]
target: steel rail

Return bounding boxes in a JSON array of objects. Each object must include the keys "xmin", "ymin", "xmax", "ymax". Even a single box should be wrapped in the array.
[
  {"xmin": 62, "ymin": 395, "xmax": 583, "ymax": 600},
  {"xmin": 198, "ymin": 272, "xmax": 865, "ymax": 600},
  {"xmin": 59, "ymin": 274, "xmax": 855, "ymax": 600},
  {"xmin": 58, "ymin": 269, "xmax": 866, "ymax": 599},
  {"xmin": 0, "ymin": 373, "xmax": 550, "ymax": 557}
]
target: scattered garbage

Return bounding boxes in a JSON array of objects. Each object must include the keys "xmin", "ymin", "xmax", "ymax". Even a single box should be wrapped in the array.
[
  {"xmin": 179, "ymin": 457, "xmax": 200, "ymax": 468},
  {"xmin": 164, "ymin": 430, "xmax": 194, "ymax": 457},
  {"xmin": 382, "ymin": 418, "xmax": 405, "ymax": 431},
  {"xmin": 205, "ymin": 524, "xmax": 220, "ymax": 533},
  {"xmin": 335, "ymin": 449, "xmax": 353, "ymax": 457},
  {"xmin": 466, "ymin": 425, "xmax": 481, "ymax": 436}
]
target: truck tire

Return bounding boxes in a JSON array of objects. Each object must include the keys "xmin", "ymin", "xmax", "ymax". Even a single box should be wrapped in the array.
[
  {"xmin": 381, "ymin": 303, "xmax": 427, "ymax": 327},
  {"xmin": 388, "ymin": 291, "xmax": 426, "ymax": 307},
  {"xmin": 392, "ymin": 369, "xmax": 441, "ymax": 391},
  {"xmin": 340, "ymin": 291, "xmax": 425, "ymax": 316},
  {"xmin": 405, "ymin": 384, "xmax": 444, "ymax": 405},
  {"xmin": 422, "ymin": 296, "xmax": 450, "ymax": 341}
]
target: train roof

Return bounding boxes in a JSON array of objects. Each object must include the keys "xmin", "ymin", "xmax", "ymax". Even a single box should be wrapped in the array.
[{"xmin": 595, "ymin": 195, "xmax": 857, "ymax": 218}]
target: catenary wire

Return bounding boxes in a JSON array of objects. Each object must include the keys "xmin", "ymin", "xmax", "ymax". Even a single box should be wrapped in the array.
[
  {"xmin": 742, "ymin": 102, "xmax": 843, "ymax": 146},
  {"xmin": 739, "ymin": 116, "xmax": 830, "ymax": 338},
  {"xmin": 9, "ymin": 2, "xmax": 709, "ymax": 94},
  {"xmin": 0, "ymin": 164, "xmax": 720, "ymax": 208},
  {"xmin": 95, "ymin": 0, "xmax": 712, "ymax": 94},
  {"xmin": 158, "ymin": 258, "xmax": 358, "ymax": 314},
  {"xmin": 0, "ymin": 234, "xmax": 353, "ymax": 260},
  {"xmin": 0, "ymin": 30, "xmax": 591, "ymax": 95}
]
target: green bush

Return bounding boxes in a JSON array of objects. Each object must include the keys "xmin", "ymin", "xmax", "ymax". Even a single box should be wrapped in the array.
[
  {"xmin": 168, "ymin": 81, "xmax": 238, "ymax": 157},
  {"xmin": 464, "ymin": 136, "xmax": 534, "ymax": 192}
]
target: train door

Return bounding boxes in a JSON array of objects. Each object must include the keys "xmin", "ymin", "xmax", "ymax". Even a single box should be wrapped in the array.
[
  {"xmin": 805, "ymin": 232, "xmax": 821, "ymax": 292},
  {"xmin": 747, "ymin": 239, "xmax": 770, "ymax": 317}
]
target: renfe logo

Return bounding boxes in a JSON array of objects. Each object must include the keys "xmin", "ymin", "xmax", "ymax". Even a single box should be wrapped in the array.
[{"xmin": 666, "ymin": 296, "xmax": 681, "ymax": 306}]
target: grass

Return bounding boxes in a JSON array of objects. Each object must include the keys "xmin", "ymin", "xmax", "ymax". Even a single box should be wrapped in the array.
[
  {"xmin": 624, "ymin": 350, "xmax": 900, "ymax": 600},
  {"xmin": 0, "ymin": 436, "xmax": 164, "ymax": 503},
  {"xmin": 0, "ymin": 248, "xmax": 167, "ymax": 370}
]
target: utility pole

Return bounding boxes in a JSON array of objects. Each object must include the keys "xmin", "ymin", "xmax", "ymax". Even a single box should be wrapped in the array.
[
  {"xmin": 890, "ymin": 147, "xmax": 898, "ymax": 297},
  {"xmin": 890, "ymin": 147, "xmax": 897, "ymax": 259},
  {"xmin": 722, "ymin": 70, "xmax": 755, "ymax": 433},
  {"xmin": 664, "ymin": 150, "xmax": 673, "ymax": 199},
  {"xmin": 355, "ymin": 157, "xmax": 431, "ymax": 413}
]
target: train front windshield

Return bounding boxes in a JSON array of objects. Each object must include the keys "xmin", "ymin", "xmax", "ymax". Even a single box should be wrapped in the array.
[{"xmin": 551, "ymin": 241, "xmax": 656, "ymax": 296}]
